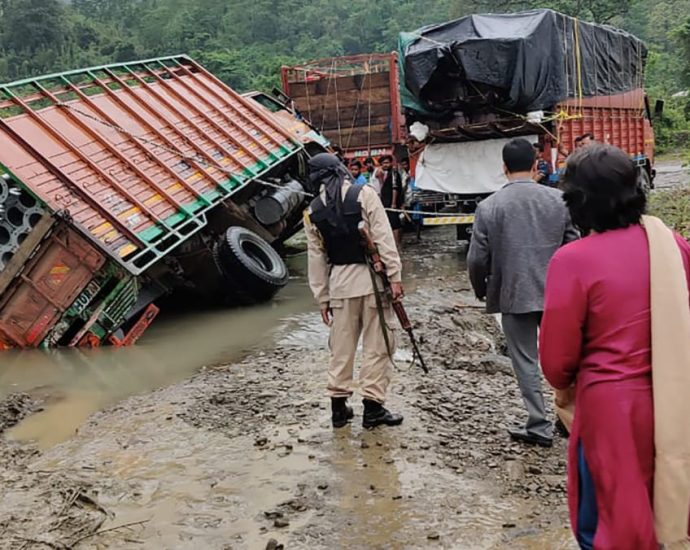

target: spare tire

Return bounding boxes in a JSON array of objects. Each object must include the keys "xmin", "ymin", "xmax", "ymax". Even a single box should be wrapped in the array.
[{"xmin": 216, "ymin": 226, "xmax": 289, "ymax": 303}]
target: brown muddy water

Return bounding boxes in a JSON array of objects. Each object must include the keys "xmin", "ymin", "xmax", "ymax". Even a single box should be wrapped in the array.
[
  {"xmin": 0, "ymin": 256, "xmax": 315, "ymax": 449},
  {"xmin": 1, "ymin": 228, "xmax": 576, "ymax": 549}
]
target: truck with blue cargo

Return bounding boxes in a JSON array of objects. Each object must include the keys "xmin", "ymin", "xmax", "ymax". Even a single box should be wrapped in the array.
[
  {"xmin": 399, "ymin": 9, "xmax": 657, "ymax": 240},
  {"xmin": 0, "ymin": 55, "xmax": 327, "ymax": 349}
]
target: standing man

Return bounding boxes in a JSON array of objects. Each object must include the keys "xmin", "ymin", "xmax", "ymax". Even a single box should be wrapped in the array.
[
  {"xmin": 533, "ymin": 143, "xmax": 552, "ymax": 185},
  {"xmin": 349, "ymin": 160, "xmax": 367, "ymax": 185},
  {"xmin": 580, "ymin": 133, "xmax": 595, "ymax": 147},
  {"xmin": 305, "ymin": 153, "xmax": 404, "ymax": 429},
  {"xmin": 363, "ymin": 157, "xmax": 376, "ymax": 185},
  {"xmin": 399, "ymin": 157, "xmax": 411, "ymax": 189},
  {"xmin": 467, "ymin": 138, "xmax": 579, "ymax": 447},
  {"xmin": 375, "ymin": 155, "xmax": 404, "ymax": 247}
]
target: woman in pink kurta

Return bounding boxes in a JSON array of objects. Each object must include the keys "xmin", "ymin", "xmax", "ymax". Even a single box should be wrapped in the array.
[{"xmin": 539, "ymin": 145, "xmax": 690, "ymax": 549}]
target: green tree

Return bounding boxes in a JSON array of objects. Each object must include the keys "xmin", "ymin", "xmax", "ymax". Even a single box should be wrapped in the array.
[{"xmin": 2, "ymin": 0, "xmax": 69, "ymax": 54}]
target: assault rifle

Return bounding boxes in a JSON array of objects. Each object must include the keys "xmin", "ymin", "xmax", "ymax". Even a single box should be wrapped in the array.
[{"xmin": 358, "ymin": 222, "xmax": 429, "ymax": 374}]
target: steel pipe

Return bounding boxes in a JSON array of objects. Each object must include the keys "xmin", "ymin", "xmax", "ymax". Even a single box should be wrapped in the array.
[
  {"xmin": 23, "ymin": 207, "xmax": 44, "ymax": 228},
  {"xmin": 6, "ymin": 206, "xmax": 24, "ymax": 228},
  {"xmin": 254, "ymin": 180, "xmax": 305, "ymax": 226}
]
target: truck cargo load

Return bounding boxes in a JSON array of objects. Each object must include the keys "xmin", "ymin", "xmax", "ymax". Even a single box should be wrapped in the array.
[
  {"xmin": 400, "ymin": 9, "xmax": 647, "ymax": 115},
  {"xmin": 398, "ymin": 10, "xmax": 656, "ymax": 241},
  {"xmin": 281, "ymin": 54, "xmax": 406, "ymax": 159},
  {"xmin": 0, "ymin": 55, "xmax": 326, "ymax": 349}
]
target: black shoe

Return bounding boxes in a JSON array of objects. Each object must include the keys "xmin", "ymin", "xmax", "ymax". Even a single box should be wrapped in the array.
[
  {"xmin": 331, "ymin": 397, "xmax": 354, "ymax": 428},
  {"xmin": 555, "ymin": 418, "xmax": 570, "ymax": 439},
  {"xmin": 362, "ymin": 399, "xmax": 403, "ymax": 429},
  {"xmin": 508, "ymin": 429, "xmax": 553, "ymax": 448}
]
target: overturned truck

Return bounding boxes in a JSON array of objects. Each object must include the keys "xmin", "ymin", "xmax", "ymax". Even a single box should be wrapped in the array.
[{"xmin": 0, "ymin": 55, "xmax": 326, "ymax": 349}]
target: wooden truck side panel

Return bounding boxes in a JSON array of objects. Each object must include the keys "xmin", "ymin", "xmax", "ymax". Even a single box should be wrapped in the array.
[
  {"xmin": 281, "ymin": 53, "xmax": 406, "ymax": 155},
  {"xmin": 0, "ymin": 222, "xmax": 105, "ymax": 349}
]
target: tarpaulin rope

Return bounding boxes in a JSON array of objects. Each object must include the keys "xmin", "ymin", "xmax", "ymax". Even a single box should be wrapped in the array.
[
  {"xmin": 318, "ymin": 58, "xmax": 337, "ymax": 133},
  {"xmin": 302, "ymin": 68, "xmax": 313, "ymax": 126},
  {"xmin": 333, "ymin": 59, "xmax": 343, "ymax": 147},
  {"xmin": 344, "ymin": 55, "xmax": 374, "ymax": 151},
  {"xmin": 573, "ymin": 18, "xmax": 580, "ymax": 113},
  {"xmin": 367, "ymin": 62, "xmax": 373, "ymax": 154}
]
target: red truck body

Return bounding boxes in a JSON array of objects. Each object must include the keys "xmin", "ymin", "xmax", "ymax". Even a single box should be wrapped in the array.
[
  {"xmin": 554, "ymin": 89, "xmax": 654, "ymax": 169},
  {"xmin": 281, "ymin": 53, "xmax": 406, "ymax": 160},
  {"xmin": 0, "ymin": 55, "xmax": 321, "ymax": 349}
]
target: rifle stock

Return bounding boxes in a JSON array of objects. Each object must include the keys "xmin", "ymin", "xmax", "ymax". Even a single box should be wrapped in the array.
[{"xmin": 358, "ymin": 222, "xmax": 429, "ymax": 374}]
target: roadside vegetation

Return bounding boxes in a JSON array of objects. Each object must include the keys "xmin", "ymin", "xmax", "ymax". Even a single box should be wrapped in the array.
[{"xmin": 650, "ymin": 187, "xmax": 690, "ymax": 239}]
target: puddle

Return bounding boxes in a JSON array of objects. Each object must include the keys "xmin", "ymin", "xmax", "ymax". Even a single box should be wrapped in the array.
[
  {"xmin": 2, "ymin": 229, "xmax": 467, "ymax": 449},
  {"xmin": 1, "ymin": 255, "xmax": 314, "ymax": 448}
]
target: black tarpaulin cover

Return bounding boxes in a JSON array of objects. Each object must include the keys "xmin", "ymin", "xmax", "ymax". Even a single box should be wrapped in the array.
[{"xmin": 400, "ymin": 9, "xmax": 647, "ymax": 115}]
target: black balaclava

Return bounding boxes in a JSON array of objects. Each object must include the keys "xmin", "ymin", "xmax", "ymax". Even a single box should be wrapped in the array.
[{"xmin": 308, "ymin": 153, "xmax": 350, "ymax": 233}]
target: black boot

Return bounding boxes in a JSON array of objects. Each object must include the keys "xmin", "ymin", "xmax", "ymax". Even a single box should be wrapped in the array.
[
  {"xmin": 331, "ymin": 397, "xmax": 354, "ymax": 428},
  {"xmin": 362, "ymin": 399, "xmax": 403, "ymax": 429}
]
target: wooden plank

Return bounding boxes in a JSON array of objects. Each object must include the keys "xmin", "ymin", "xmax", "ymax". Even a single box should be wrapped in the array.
[
  {"xmin": 303, "ymin": 102, "xmax": 391, "ymax": 122},
  {"xmin": 289, "ymin": 86, "xmax": 392, "ymax": 110},
  {"xmin": 0, "ymin": 213, "xmax": 55, "ymax": 296},
  {"xmin": 343, "ymin": 133, "xmax": 393, "ymax": 149},
  {"xmin": 323, "ymin": 125, "xmax": 391, "ymax": 149},
  {"xmin": 288, "ymin": 72, "xmax": 391, "ymax": 96},
  {"xmin": 317, "ymin": 115, "xmax": 392, "ymax": 132}
]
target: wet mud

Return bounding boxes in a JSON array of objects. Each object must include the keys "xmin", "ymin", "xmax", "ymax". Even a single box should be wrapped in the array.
[
  {"xmin": 0, "ymin": 227, "xmax": 578, "ymax": 549},
  {"xmin": 2, "ymin": 161, "xmax": 686, "ymax": 549},
  {"xmin": 653, "ymin": 160, "xmax": 690, "ymax": 190}
]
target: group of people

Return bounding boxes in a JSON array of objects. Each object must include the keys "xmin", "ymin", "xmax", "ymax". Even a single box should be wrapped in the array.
[
  {"xmin": 532, "ymin": 133, "xmax": 594, "ymax": 186},
  {"xmin": 469, "ymin": 138, "xmax": 690, "ymax": 549},
  {"xmin": 347, "ymin": 155, "xmax": 411, "ymax": 247},
  {"xmin": 304, "ymin": 135, "xmax": 690, "ymax": 549}
]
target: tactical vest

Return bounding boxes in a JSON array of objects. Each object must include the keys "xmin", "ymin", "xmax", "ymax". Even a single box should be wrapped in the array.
[{"xmin": 309, "ymin": 185, "xmax": 366, "ymax": 265}]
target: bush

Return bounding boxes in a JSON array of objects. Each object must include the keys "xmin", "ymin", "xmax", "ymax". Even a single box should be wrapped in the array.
[{"xmin": 649, "ymin": 188, "xmax": 690, "ymax": 239}]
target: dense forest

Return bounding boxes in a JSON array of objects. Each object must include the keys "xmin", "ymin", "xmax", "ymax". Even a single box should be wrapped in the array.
[{"xmin": 0, "ymin": 0, "xmax": 689, "ymax": 148}]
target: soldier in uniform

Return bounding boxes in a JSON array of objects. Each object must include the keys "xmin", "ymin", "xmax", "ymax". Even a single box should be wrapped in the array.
[{"xmin": 304, "ymin": 153, "xmax": 404, "ymax": 429}]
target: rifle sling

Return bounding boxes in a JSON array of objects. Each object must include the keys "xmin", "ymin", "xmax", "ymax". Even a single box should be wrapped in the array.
[{"xmin": 367, "ymin": 264, "xmax": 395, "ymax": 362}]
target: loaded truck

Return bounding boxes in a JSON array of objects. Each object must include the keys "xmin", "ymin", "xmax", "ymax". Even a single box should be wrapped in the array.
[
  {"xmin": 399, "ymin": 9, "xmax": 657, "ymax": 239},
  {"xmin": 280, "ymin": 53, "xmax": 455, "ymax": 225},
  {"xmin": 281, "ymin": 53, "xmax": 406, "ymax": 162},
  {"xmin": 0, "ymin": 55, "xmax": 327, "ymax": 350}
]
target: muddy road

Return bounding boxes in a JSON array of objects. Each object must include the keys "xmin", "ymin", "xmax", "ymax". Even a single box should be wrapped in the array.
[
  {"xmin": 653, "ymin": 157, "xmax": 690, "ymax": 190},
  {"xmin": 0, "ymin": 225, "xmax": 580, "ymax": 550},
  {"xmin": 1, "ymin": 161, "xmax": 686, "ymax": 549}
]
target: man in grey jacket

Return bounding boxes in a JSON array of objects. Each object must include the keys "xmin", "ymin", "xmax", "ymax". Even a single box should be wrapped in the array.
[{"xmin": 468, "ymin": 138, "xmax": 579, "ymax": 447}]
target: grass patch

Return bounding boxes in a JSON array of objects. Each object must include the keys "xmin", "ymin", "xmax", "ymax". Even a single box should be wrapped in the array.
[{"xmin": 649, "ymin": 188, "xmax": 690, "ymax": 239}]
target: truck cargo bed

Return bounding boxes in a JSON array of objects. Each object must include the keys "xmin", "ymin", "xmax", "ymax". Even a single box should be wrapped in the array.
[
  {"xmin": 281, "ymin": 54, "xmax": 405, "ymax": 156},
  {"xmin": 0, "ymin": 55, "xmax": 301, "ymax": 275}
]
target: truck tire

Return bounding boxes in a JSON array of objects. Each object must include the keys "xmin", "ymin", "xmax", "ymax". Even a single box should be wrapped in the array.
[
  {"xmin": 637, "ymin": 167, "xmax": 652, "ymax": 195},
  {"xmin": 456, "ymin": 223, "xmax": 473, "ymax": 242},
  {"xmin": 216, "ymin": 226, "xmax": 289, "ymax": 304}
]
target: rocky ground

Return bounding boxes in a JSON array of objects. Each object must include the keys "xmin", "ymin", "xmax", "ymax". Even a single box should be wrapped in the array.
[{"xmin": 0, "ymin": 163, "xmax": 686, "ymax": 549}]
